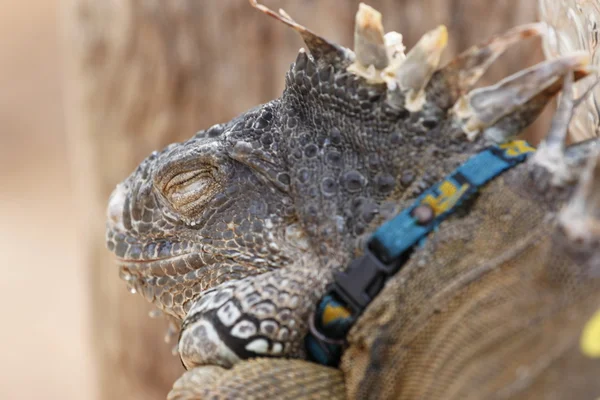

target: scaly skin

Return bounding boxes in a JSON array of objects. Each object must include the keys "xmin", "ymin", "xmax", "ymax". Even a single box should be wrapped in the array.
[{"xmin": 106, "ymin": 2, "xmax": 600, "ymax": 398}]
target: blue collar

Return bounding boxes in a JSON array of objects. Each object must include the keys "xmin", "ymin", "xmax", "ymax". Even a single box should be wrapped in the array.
[{"xmin": 306, "ymin": 140, "xmax": 535, "ymax": 366}]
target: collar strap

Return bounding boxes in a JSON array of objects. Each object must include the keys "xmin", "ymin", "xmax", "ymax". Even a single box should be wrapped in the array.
[{"xmin": 305, "ymin": 140, "xmax": 535, "ymax": 366}]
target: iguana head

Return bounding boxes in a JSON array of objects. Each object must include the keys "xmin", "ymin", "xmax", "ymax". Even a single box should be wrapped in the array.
[
  {"xmin": 106, "ymin": 110, "xmax": 300, "ymax": 319},
  {"xmin": 106, "ymin": 1, "xmax": 591, "ymax": 321}
]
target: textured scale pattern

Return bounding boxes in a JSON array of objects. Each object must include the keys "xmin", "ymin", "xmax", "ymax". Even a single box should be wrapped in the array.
[
  {"xmin": 540, "ymin": 0, "xmax": 600, "ymax": 140},
  {"xmin": 179, "ymin": 263, "xmax": 323, "ymax": 367},
  {"xmin": 343, "ymin": 166, "xmax": 600, "ymax": 399},
  {"xmin": 168, "ymin": 359, "xmax": 344, "ymax": 400},
  {"xmin": 105, "ymin": 1, "xmax": 600, "ymax": 398}
]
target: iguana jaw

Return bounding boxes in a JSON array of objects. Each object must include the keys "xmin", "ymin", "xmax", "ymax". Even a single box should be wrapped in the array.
[{"xmin": 107, "ymin": 206, "xmax": 279, "ymax": 320}]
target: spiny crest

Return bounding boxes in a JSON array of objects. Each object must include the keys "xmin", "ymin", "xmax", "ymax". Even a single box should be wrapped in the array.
[
  {"xmin": 351, "ymin": 3, "xmax": 389, "ymax": 71},
  {"xmin": 251, "ymin": 1, "xmax": 591, "ymax": 146},
  {"xmin": 529, "ymin": 72, "xmax": 600, "ymax": 189},
  {"xmin": 454, "ymin": 53, "xmax": 590, "ymax": 142},
  {"xmin": 524, "ymin": 69, "xmax": 600, "ymax": 266},
  {"xmin": 434, "ymin": 24, "xmax": 545, "ymax": 108},
  {"xmin": 346, "ymin": 2, "xmax": 449, "ymax": 113},
  {"xmin": 540, "ymin": 0, "xmax": 600, "ymax": 142},
  {"xmin": 530, "ymin": 72, "xmax": 577, "ymax": 187},
  {"xmin": 248, "ymin": 0, "xmax": 351, "ymax": 67},
  {"xmin": 250, "ymin": 0, "xmax": 600, "ymax": 263},
  {"xmin": 559, "ymin": 150, "xmax": 600, "ymax": 244}
]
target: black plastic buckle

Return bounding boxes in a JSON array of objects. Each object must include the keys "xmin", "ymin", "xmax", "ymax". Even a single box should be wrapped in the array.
[
  {"xmin": 306, "ymin": 240, "xmax": 412, "ymax": 366},
  {"xmin": 326, "ymin": 240, "xmax": 406, "ymax": 319}
]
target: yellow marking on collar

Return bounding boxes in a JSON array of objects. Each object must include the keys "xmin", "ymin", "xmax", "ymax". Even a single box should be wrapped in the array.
[
  {"xmin": 322, "ymin": 303, "xmax": 352, "ymax": 325},
  {"xmin": 499, "ymin": 140, "xmax": 535, "ymax": 157},
  {"xmin": 581, "ymin": 308, "xmax": 600, "ymax": 358},
  {"xmin": 422, "ymin": 181, "xmax": 469, "ymax": 215}
]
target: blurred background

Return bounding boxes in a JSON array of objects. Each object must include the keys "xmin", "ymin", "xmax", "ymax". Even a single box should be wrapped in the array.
[
  {"xmin": 0, "ymin": 0, "xmax": 571, "ymax": 398},
  {"xmin": 0, "ymin": 0, "xmax": 95, "ymax": 399}
]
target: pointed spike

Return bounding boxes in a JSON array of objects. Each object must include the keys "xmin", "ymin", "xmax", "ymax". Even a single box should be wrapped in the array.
[
  {"xmin": 481, "ymin": 88, "xmax": 554, "ymax": 143},
  {"xmin": 569, "ymin": 73, "xmax": 600, "ymax": 143},
  {"xmin": 574, "ymin": 75, "xmax": 600, "ymax": 108},
  {"xmin": 278, "ymin": 8, "xmax": 293, "ymax": 21},
  {"xmin": 528, "ymin": 73, "xmax": 576, "ymax": 185},
  {"xmin": 384, "ymin": 31, "xmax": 406, "ymax": 61},
  {"xmin": 249, "ymin": 0, "xmax": 350, "ymax": 66},
  {"xmin": 455, "ymin": 52, "xmax": 590, "ymax": 140},
  {"xmin": 530, "ymin": 72, "xmax": 600, "ymax": 188},
  {"xmin": 559, "ymin": 150, "xmax": 600, "ymax": 244},
  {"xmin": 470, "ymin": 55, "xmax": 586, "ymax": 126},
  {"xmin": 327, "ymin": 65, "xmax": 335, "ymax": 86},
  {"xmin": 294, "ymin": 48, "xmax": 308, "ymax": 72},
  {"xmin": 354, "ymin": 3, "xmax": 389, "ymax": 70},
  {"xmin": 318, "ymin": 65, "xmax": 333, "ymax": 82},
  {"xmin": 430, "ymin": 23, "xmax": 546, "ymax": 109},
  {"xmin": 394, "ymin": 25, "xmax": 448, "ymax": 111},
  {"xmin": 545, "ymin": 71, "xmax": 575, "ymax": 148},
  {"xmin": 306, "ymin": 56, "xmax": 317, "ymax": 77}
]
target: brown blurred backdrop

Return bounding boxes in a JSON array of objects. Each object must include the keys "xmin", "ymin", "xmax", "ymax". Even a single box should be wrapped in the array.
[
  {"xmin": 0, "ymin": 0, "xmax": 95, "ymax": 399},
  {"xmin": 1, "ymin": 1, "xmax": 546, "ymax": 399}
]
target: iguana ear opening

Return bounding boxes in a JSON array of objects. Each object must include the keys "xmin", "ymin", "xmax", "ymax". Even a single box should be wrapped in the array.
[{"xmin": 249, "ymin": 0, "xmax": 351, "ymax": 67}]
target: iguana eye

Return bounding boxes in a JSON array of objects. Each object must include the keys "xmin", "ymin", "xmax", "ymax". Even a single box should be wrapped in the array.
[{"xmin": 163, "ymin": 169, "xmax": 217, "ymax": 217}]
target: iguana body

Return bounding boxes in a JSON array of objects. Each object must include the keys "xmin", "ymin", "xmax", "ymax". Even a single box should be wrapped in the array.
[{"xmin": 106, "ymin": 2, "xmax": 600, "ymax": 398}]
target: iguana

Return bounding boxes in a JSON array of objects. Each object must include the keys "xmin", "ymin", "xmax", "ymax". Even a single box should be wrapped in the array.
[{"xmin": 105, "ymin": 1, "xmax": 600, "ymax": 398}]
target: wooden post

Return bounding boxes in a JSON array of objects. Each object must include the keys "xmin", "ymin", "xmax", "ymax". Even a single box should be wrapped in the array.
[{"xmin": 63, "ymin": 1, "xmax": 540, "ymax": 398}]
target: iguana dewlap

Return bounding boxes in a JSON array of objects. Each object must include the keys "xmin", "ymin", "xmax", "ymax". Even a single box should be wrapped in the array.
[{"xmin": 105, "ymin": 1, "xmax": 600, "ymax": 399}]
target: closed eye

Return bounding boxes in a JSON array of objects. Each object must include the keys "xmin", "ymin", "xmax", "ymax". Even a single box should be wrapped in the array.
[
  {"xmin": 163, "ymin": 169, "xmax": 218, "ymax": 218},
  {"xmin": 165, "ymin": 170, "xmax": 208, "ymax": 192}
]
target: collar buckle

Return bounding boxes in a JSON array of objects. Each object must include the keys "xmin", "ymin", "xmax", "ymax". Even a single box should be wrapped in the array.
[{"xmin": 328, "ymin": 241, "xmax": 408, "ymax": 318}]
